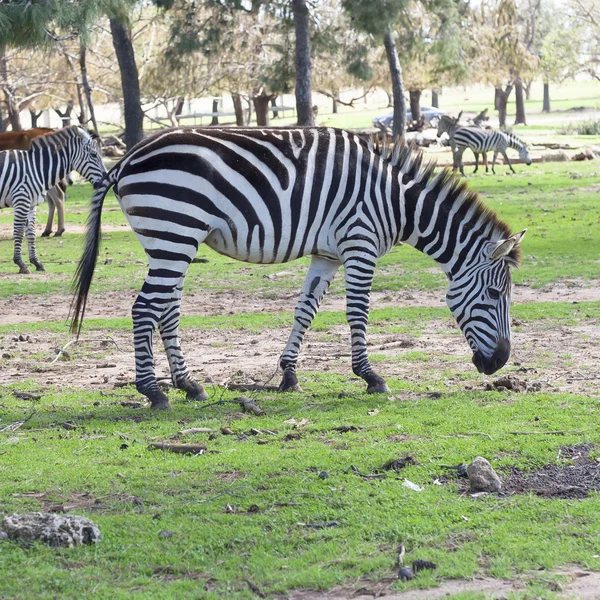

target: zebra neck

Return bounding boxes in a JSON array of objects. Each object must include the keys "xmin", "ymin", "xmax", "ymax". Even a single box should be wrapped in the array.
[
  {"xmin": 507, "ymin": 135, "xmax": 522, "ymax": 151},
  {"xmin": 397, "ymin": 172, "xmax": 496, "ymax": 277}
]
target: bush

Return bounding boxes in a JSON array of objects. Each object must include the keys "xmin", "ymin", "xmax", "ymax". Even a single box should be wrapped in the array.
[{"xmin": 574, "ymin": 119, "xmax": 600, "ymax": 135}]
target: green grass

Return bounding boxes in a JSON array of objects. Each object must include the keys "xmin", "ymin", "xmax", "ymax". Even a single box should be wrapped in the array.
[{"xmin": 1, "ymin": 381, "xmax": 600, "ymax": 599}]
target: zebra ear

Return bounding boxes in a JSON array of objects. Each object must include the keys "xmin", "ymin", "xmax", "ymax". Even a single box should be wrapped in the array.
[{"xmin": 490, "ymin": 229, "xmax": 527, "ymax": 261}]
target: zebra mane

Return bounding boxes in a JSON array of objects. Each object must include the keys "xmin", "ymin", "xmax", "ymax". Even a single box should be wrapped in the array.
[{"xmin": 368, "ymin": 135, "xmax": 522, "ymax": 267}]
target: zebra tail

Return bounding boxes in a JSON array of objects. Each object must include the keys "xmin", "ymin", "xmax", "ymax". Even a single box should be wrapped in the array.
[{"xmin": 69, "ymin": 171, "xmax": 118, "ymax": 336}]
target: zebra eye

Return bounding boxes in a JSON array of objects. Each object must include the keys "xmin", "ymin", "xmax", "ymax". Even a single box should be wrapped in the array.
[{"xmin": 488, "ymin": 288, "xmax": 500, "ymax": 300}]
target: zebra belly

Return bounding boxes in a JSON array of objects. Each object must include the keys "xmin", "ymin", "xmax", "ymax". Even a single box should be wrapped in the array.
[{"xmin": 117, "ymin": 170, "xmax": 342, "ymax": 266}]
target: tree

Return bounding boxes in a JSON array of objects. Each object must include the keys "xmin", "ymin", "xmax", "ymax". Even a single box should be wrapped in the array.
[
  {"xmin": 343, "ymin": 0, "xmax": 409, "ymax": 138},
  {"xmin": 0, "ymin": 0, "xmax": 144, "ymax": 146},
  {"xmin": 292, "ymin": 0, "xmax": 314, "ymax": 126}
]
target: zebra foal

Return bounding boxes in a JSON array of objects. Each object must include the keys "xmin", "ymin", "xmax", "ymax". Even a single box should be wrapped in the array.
[
  {"xmin": 0, "ymin": 126, "xmax": 105, "ymax": 273},
  {"xmin": 71, "ymin": 127, "xmax": 526, "ymax": 410}
]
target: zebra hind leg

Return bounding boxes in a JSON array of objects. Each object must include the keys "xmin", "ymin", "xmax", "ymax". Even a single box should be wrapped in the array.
[
  {"xmin": 279, "ymin": 256, "xmax": 341, "ymax": 392},
  {"xmin": 342, "ymin": 250, "xmax": 390, "ymax": 394},
  {"xmin": 12, "ymin": 197, "xmax": 33, "ymax": 274},
  {"xmin": 158, "ymin": 276, "xmax": 208, "ymax": 402},
  {"xmin": 26, "ymin": 206, "xmax": 44, "ymax": 271}
]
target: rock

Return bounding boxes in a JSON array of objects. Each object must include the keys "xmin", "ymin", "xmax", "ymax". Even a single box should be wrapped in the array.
[
  {"xmin": 466, "ymin": 457, "xmax": 502, "ymax": 493},
  {"xmin": 2, "ymin": 512, "xmax": 101, "ymax": 547}
]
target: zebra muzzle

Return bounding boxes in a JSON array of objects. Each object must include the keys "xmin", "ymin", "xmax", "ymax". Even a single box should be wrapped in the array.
[{"xmin": 472, "ymin": 338, "xmax": 511, "ymax": 375}]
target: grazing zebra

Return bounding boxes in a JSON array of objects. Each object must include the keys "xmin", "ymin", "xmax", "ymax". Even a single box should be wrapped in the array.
[
  {"xmin": 437, "ymin": 115, "xmax": 490, "ymax": 174},
  {"xmin": 438, "ymin": 116, "xmax": 531, "ymax": 175},
  {"xmin": 71, "ymin": 127, "xmax": 526, "ymax": 410},
  {"xmin": 0, "ymin": 126, "xmax": 105, "ymax": 273}
]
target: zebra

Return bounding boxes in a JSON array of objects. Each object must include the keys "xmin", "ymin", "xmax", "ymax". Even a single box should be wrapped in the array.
[
  {"xmin": 438, "ymin": 116, "xmax": 532, "ymax": 176},
  {"xmin": 41, "ymin": 174, "xmax": 74, "ymax": 238},
  {"xmin": 437, "ymin": 115, "xmax": 490, "ymax": 174},
  {"xmin": 0, "ymin": 126, "xmax": 105, "ymax": 273},
  {"xmin": 71, "ymin": 127, "xmax": 526, "ymax": 410}
]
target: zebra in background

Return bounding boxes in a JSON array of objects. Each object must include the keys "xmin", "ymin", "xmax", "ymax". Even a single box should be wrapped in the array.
[
  {"xmin": 0, "ymin": 126, "xmax": 105, "ymax": 273},
  {"xmin": 71, "ymin": 127, "xmax": 526, "ymax": 410},
  {"xmin": 437, "ymin": 114, "xmax": 490, "ymax": 174},
  {"xmin": 438, "ymin": 115, "xmax": 532, "ymax": 175}
]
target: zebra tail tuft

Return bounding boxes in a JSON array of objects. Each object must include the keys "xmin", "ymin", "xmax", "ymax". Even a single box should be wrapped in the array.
[{"xmin": 69, "ymin": 171, "xmax": 118, "ymax": 336}]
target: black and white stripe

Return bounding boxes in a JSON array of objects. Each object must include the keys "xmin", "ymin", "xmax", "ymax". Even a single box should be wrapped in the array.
[
  {"xmin": 71, "ymin": 127, "xmax": 526, "ymax": 409},
  {"xmin": 0, "ymin": 126, "xmax": 105, "ymax": 273}
]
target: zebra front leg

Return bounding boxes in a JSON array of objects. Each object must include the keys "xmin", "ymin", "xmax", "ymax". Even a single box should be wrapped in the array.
[
  {"xmin": 12, "ymin": 197, "xmax": 31, "ymax": 274},
  {"xmin": 457, "ymin": 149, "xmax": 467, "ymax": 177},
  {"xmin": 26, "ymin": 206, "xmax": 44, "ymax": 271},
  {"xmin": 343, "ymin": 253, "xmax": 389, "ymax": 394},
  {"xmin": 492, "ymin": 151, "xmax": 498, "ymax": 175},
  {"xmin": 473, "ymin": 152, "xmax": 480, "ymax": 174},
  {"xmin": 158, "ymin": 276, "xmax": 208, "ymax": 402},
  {"xmin": 279, "ymin": 256, "xmax": 341, "ymax": 392},
  {"xmin": 503, "ymin": 151, "xmax": 516, "ymax": 173}
]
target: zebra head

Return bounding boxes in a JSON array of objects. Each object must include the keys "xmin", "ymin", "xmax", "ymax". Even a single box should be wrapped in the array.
[
  {"xmin": 436, "ymin": 115, "xmax": 456, "ymax": 138},
  {"xmin": 519, "ymin": 143, "xmax": 532, "ymax": 165},
  {"xmin": 70, "ymin": 127, "xmax": 106, "ymax": 186},
  {"xmin": 446, "ymin": 229, "xmax": 526, "ymax": 375}
]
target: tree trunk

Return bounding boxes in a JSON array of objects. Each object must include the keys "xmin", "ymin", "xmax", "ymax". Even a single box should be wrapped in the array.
[
  {"xmin": 431, "ymin": 89, "xmax": 439, "ymax": 108},
  {"xmin": 79, "ymin": 44, "xmax": 98, "ymax": 135},
  {"xmin": 542, "ymin": 81, "xmax": 550, "ymax": 112},
  {"xmin": 524, "ymin": 78, "xmax": 533, "ymax": 100},
  {"xmin": 6, "ymin": 95, "xmax": 22, "ymax": 131},
  {"xmin": 271, "ymin": 97, "xmax": 279, "ymax": 119},
  {"xmin": 332, "ymin": 95, "xmax": 338, "ymax": 114},
  {"xmin": 232, "ymin": 93, "xmax": 245, "ymax": 126},
  {"xmin": 110, "ymin": 17, "xmax": 144, "ymax": 150},
  {"xmin": 385, "ymin": 89, "xmax": 393, "ymax": 108},
  {"xmin": 383, "ymin": 29, "xmax": 406, "ymax": 139},
  {"xmin": 29, "ymin": 109, "xmax": 42, "ymax": 128},
  {"xmin": 211, "ymin": 98, "xmax": 219, "ymax": 125},
  {"xmin": 292, "ymin": 0, "xmax": 315, "ymax": 126},
  {"xmin": 409, "ymin": 89, "xmax": 421, "ymax": 122},
  {"xmin": 514, "ymin": 78, "xmax": 527, "ymax": 125},
  {"xmin": 253, "ymin": 93, "xmax": 274, "ymax": 126},
  {"xmin": 62, "ymin": 51, "xmax": 87, "ymax": 128},
  {"xmin": 55, "ymin": 99, "xmax": 74, "ymax": 128},
  {"xmin": 494, "ymin": 85, "xmax": 502, "ymax": 111},
  {"xmin": 246, "ymin": 97, "xmax": 253, "ymax": 125},
  {"xmin": 497, "ymin": 83, "xmax": 513, "ymax": 129}
]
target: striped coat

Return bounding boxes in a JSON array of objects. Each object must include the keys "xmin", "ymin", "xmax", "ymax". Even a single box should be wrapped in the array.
[{"xmin": 72, "ymin": 127, "xmax": 525, "ymax": 409}]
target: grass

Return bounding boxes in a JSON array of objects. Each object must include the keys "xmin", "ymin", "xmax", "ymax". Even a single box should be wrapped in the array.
[{"xmin": 1, "ymin": 380, "xmax": 600, "ymax": 599}]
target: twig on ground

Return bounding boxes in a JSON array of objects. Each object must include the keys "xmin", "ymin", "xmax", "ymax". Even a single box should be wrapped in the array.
[
  {"xmin": 148, "ymin": 442, "xmax": 206, "ymax": 455},
  {"xmin": 50, "ymin": 336, "xmax": 123, "ymax": 364},
  {"xmin": 235, "ymin": 396, "xmax": 264, "ymax": 416},
  {"xmin": 0, "ymin": 410, "xmax": 37, "ymax": 433},
  {"xmin": 245, "ymin": 579, "xmax": 266, "ymax": 598},
  {"xmin": 349, "ymin": 465, "xmax": 385, "ymax": 479},
  {"xmin": 440, "ymin": 432, "xmax": 493, "ymax": 441},
  {"xmin": 508, "ymin": 430, "xmax": 566, "ymax": 436}
]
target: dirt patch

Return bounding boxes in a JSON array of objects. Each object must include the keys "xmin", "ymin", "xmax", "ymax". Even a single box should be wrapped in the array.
[
  {"xmin": 1, "ymin": 314, "xmax": 599, "ymax": 400},
  {"xmin": 0, "ymin": 221, "xmax": 130, "ymax": 240},
  {"xmin": 286, "ymin": 569, "xmax": 600, "ymax": 599},
  {"xmin": 501, "ymin": 445, "xmax": 600, "ymax": 499}
]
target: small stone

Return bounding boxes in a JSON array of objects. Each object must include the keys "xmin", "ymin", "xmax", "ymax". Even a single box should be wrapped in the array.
[
  {"xmin": 398, "ymin": 566, "xmax": 414, "ymax": 581},
  {"xmin": 318, "ymin": 471, "xmax": 329, "ymax": 480},
  {"xmin": 466, "ymin": 457, "xmax": 502, "ymax": 493},
  {"xmin": 0, "ymin": 531, "xmax": 8, "ymax": 541},
  {"xmin": 158, "ymin": 530, "xmax": 173, "ymax": 538}
]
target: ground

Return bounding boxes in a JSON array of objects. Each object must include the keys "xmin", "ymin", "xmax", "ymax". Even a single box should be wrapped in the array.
[{"xmin": 0, "ymin": 118, "xmax": 600, "ymax": 598}]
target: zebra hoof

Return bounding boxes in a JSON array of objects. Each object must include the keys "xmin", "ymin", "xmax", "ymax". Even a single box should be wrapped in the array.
[
  {"xmin": 367, "ymin": 382, "xmax": 390, "ymax": 394},
  {"xmin": 41, "ymin": 230, "xmax": 51, "ymax": 238},
  {"xmin": 54, "ymin": 230, "xmax": 65, "ymax": 237},
  {"xmin": 145, "ymin": 389, "xmax": 172, "ymax": 410},
  {"xmin": 34, "ymin": 264, "xmax": 45, "ymax": 272},
  {"xmin": 17, "ymin": 265, "xmax": 30, "ymax": 275},
  {"xmin": 278, "ymin": 370, "xmax": 302, "ymax": 393},
  {"xmin": 182, "ymin": 380, "xmax": 208, "ymax": 402}
]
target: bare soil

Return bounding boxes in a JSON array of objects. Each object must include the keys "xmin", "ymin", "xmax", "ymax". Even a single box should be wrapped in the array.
[{"xmin": 287, "ymin": 569, "xmax": 600, "ymax": 599}]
